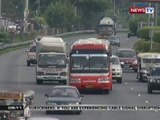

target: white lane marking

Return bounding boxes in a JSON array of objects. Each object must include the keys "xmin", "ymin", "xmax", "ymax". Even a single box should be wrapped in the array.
[
  {"xmin": 155, "ymin": 110, "xmax": 158, "ymax": 112},
  {"xmin": 145, "ymin": 100, "xmax": 149, "ymax": 104},
  {"xmin": 125, "ymin": 82, "xmax": 128, "ymax": 85},
  {"xmin": 138, "ymin": 94, "xmax": 141, "ymax": 97}
]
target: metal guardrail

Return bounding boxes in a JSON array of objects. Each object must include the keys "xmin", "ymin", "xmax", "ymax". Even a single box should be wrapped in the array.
[
  {"xmin": 0, "ymin": 30, "xmax": 96, "ymax": 51},
  {"xmin": 0, "ymin": 29, "xmax": 128, "ymax": 51}
]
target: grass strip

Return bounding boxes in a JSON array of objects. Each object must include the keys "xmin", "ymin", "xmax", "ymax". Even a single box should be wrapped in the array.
[{"xmin": 0, "ymin": 44, "xmax": 28, "ymax": 55}]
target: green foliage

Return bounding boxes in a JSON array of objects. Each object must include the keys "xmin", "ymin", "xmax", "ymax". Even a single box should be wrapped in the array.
[
  {"xmin": 134, "ymin": 39, "xmax": 160, "ymax": 52},
  {"xmin": 128, "ymin": 16, "xmax": 148, "ymax": 34},
  {"xmin": 129, "ymin": 19, "xmax": 138, "ymax": 34},
  {"xmin": 45, "ymin": 2, "xmax": 76, "ymax": 29},
  {"xmin": 137, "ymin": 27, "xmax": 160, "ymax": 40},
  {"xmin": 0, "ymin": 29, "xmax": 11, "ymax": 43},
  {"xmin": 134, "ymin": 40, "xmax": 150, "ymax": 52},
  {"xmin": 153, "ymin": 32, "xmax": 160, "ymax": 44},
  {"xmin": 137, "ymin": 27, "xmax": 150, "ymax": 40}
]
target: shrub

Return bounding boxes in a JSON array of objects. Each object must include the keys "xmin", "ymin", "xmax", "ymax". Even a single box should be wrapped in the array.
[
  {"xmin": 137, "ymin": 27, "xmax": 160, "ymax": 41},
  {"xmin": 134, "ymin": 40, "xmax": 150, "ymax": 52}
]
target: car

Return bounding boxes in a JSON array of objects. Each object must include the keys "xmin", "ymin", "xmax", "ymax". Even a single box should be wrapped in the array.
[
  {"xmin": 111, "ymin": 55, "xmax": 122, "ymax": 83},
  {"xmin": 27, "ymin": 117, "xmax": 59, "ymax": 120},
  {"xmin": 45, "ymin": 86, "xmax": 82, "ymax": 114},
  {"xmin": 108, "ymin": 36, "xmax": 120, "ymax": 46},
  {"xmin": 147, "ymin": 66, "xmax": 160, "ymax": 94},
  {"xmin": 128, "ymin": 32, "xmax": 137, "ymax": 38},
  {"xmin": 115, "ymin": 48, "xmax": 138, "ymax": 72},
  {"xmin": 26, "ymin": 43, "xmax": 37, "ymax": 66}
]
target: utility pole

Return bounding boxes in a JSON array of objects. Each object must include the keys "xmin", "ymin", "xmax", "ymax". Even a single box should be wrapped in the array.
[
  {"xmin": 155, "ymin": 3, "xmax": 158, "ymax": 26},
  {"xmin": 0, "ymin": 0, "xmax": 1, "ymax": 28},
  {"xmin": 148, "ymin": 2, "xmax": 151, "ymax": 26},
  {"xmin": 24, "ymin": 0, "xmax": 29, "ymax": 33}
]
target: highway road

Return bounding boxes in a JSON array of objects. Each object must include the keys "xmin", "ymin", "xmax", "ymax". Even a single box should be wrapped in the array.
[{"xmin": 0, "ymin": 33, "xmax": 160, "ymax": 120}]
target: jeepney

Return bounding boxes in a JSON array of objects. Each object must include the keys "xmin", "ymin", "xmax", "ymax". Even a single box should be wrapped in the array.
[
  {"xmin": 0, "ymin": 90, "xmax": 35, "ymax": 120},
  {"xmin": 137, "ymin": 53, "xmax": 160, "ymax": 82}
]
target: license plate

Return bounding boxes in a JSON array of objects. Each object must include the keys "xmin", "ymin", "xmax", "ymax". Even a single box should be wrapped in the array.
[
  {"xmin": 86, "ymin": 85, "xmax": 93, "ymax": 88},
  {"xmin": 124, "ymin": 65, "xmax": 129, "ymax": 68}
]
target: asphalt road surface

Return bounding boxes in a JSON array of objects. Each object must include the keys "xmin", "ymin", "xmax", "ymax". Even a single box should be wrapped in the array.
[{"xmin": 0, "ymin": 33, "xmax": 160, "ymax": 120}]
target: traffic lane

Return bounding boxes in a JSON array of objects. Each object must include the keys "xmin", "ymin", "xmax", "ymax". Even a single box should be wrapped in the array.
[{"xmin": 1, "ymin": 33, "xmax": 160, "ymax": 119}]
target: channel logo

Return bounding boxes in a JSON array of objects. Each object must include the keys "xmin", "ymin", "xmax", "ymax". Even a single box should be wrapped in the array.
[{"xmin": 130, "ymin": 7, "xmax": 154, "ymax": 14}]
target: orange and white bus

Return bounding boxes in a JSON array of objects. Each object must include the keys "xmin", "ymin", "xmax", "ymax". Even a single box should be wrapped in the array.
[{"xmin": 69, "ymin": 38, "xmax": 112, "ymax": 93}]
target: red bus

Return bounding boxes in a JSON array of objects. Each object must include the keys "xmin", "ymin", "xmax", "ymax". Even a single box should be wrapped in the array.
[{"xmin": 69, "ymin": 38, "xmax": 112, "ymax": 93}]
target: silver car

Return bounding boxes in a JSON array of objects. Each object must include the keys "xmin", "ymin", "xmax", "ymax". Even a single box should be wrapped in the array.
[
  {"xmin": 111, "ymin": 55, "xmax": 123, "ymax": 83},
  {"xmin": 45, "ymin": 85, "xmax": 82, "ymax": 114}
]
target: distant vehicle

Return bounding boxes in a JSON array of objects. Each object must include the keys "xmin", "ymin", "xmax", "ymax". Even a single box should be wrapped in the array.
[
  {"xmin": 137, "ymin": 53, "xmax": 160, "ymax": 82},
  {"xmin": 128, "ymin": 32, "xmax": 137, "ymax": 38},
  {"xmin": 27, "ymin": 117, "xmax": 59, "ymax": 120},
  {"xmin": 111, "ymin": 55, "xmax": 122, "ymax": 83},
  {"xmin": 147, "ymin": 65, "xmax": 160, "ymax": 94},
  {"xmin": 36, "ymin": 36, "xmax": 68, "ymax": 85},
  {"xmin": 97, "ymin": 17, "xmax": 116, "ymax": 39},
  {"xmin": 69, "ymin": 38, "xmax": 112, "ymax": 94},
  {"xmin": 26, "ymin": 43, "xmax": 37, "ymax": 66},
  {"xmin": 45, "ymin": 86, "xmax": 82, "ymax": 114},
  {"xmin": 115, "ymin": 48, "xmax": 138, "ymax": 72},
  {"xmin": 108, "ymin": 36, "xmax": 120, "ymax": 46}
]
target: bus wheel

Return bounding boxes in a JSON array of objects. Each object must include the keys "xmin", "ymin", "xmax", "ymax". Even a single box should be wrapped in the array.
[{"xmin": 104, "ymin": 90, "xmax": 109, "ymax": 94}]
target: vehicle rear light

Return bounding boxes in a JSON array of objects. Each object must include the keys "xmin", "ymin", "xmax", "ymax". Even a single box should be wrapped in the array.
[
  {"xmin": 98, "ymin": 78, "xmax": 110, "ymax": 83},
  {"xmin": 70, "ymin": 78, "xmax": 81, "ymax": 83},
  {"xmin": 37, "ymin": 71, "xmax": 44, "ymax": 76}
]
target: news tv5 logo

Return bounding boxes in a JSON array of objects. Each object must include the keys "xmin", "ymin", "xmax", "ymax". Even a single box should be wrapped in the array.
[{"xmin": 130, "ymin": 7, "xmax": 154, "ymax": 14}]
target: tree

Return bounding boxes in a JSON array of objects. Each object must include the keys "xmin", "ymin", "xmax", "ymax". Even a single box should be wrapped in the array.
[
  {"xmin": 78, "ymin": 0, "xmax": 111, "ymax": 29},
  {"xmin": 44, "ymin": 1, "xmax": 78, "ymax": 31}
]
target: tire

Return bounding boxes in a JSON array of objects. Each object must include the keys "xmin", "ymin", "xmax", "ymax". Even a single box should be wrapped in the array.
[
  {"xmin": 27, "ymin": 61, "xmax": 30, "ymax": 66},
  {"xmin": 128, "ymin": 33, "xmax": 130, "ymax": 38},
  {"xmin": 36, "ymin": 79, "xmax": 42, "ymax": 85},
  {"xmin": 75, "ymin": 111, "xmax": 81, "ymax": 115},
  {"xmin": 104, "ymin": 89, "xmax": 109, "ymax": 94},
  {"xmin": 117, "ymin": 78, "xmax": 122, "ymax": 84},
  {"xmin": 134, "ymin": 69, "xmax": 138, "ymax": 72},
  {"xmin": 46, "ymin": 110, "xmax": 51, "ymax": 114},
  {"xmin": 148, "ymin": 84, "xmax": 153, "ymax": 94}
]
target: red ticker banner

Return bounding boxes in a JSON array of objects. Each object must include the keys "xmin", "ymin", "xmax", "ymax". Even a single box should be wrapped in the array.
[{"xmin": 132, "ymin": 0, "xmax": 160, "ymax": 2}]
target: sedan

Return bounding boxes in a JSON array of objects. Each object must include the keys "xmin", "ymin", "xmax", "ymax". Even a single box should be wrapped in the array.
[
  {"xmin": 108, "ymin": 37, "xmax": 120, "ymax": 46},
  {"xmin": 45, "ymin": 85, "xmax": 82, "ymax": 114}
]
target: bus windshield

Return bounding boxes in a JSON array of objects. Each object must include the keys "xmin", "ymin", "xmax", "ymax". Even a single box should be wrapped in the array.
[
  {"xmin": 70, "ymin": 54, "xmax": 108, "ymax": 73},
  {"xmin": 143, "ymin": 58, "xmax": 160, "ymax": 64}
]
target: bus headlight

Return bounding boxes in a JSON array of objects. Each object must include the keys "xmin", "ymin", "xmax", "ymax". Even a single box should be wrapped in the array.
[{"xmin": 70, "ymin": 78, "xmax": 81, "ymax": 83}]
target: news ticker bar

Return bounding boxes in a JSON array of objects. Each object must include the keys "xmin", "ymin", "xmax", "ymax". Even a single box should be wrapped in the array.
[
  {"xmin": 0, "ymin": 105, "xmax": 24, "ymax": 110},
  {"xmin": 132, "ymin": 0, "xmax": 160, "ymax": 2},
  {"xmin": 1, "ymin": 105, "xmax": 160, "ymax": 111}
]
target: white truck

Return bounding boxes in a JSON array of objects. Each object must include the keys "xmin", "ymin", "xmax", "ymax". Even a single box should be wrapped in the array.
[
  {"xmin": 36, "ymin": 36, "xmax": 68, "ymax": 85},
  {"xmin": 98, "ymin": 17, "xmax": 116, "ymax": 39}
]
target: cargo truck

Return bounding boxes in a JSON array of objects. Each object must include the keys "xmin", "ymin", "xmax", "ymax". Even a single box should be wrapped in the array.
[
  {"xmin": 98, "ymin": 17, "xmax": 116, "ymax": 39},
  {"xmin": 36, "ymin": 36, "xmax": 68, "ymax": 85}
]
